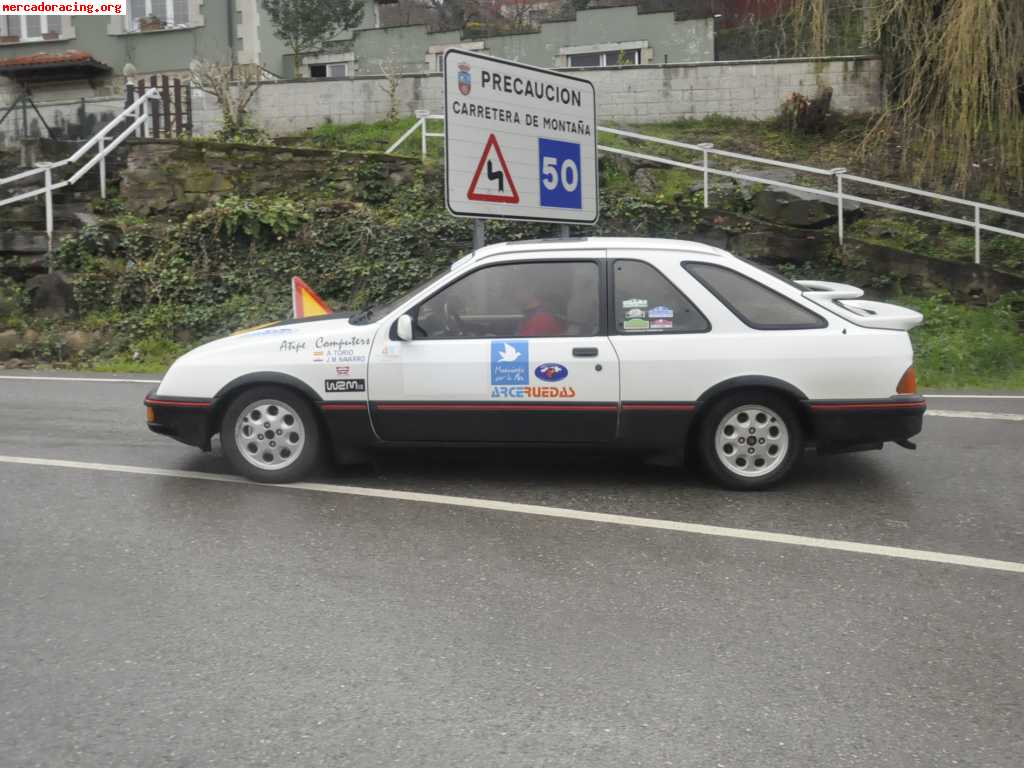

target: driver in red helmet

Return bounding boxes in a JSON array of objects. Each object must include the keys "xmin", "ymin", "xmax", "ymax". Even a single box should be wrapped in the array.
[{"xmin": 516, "ymin": 289, "xmax": 565, "ymax": 337}]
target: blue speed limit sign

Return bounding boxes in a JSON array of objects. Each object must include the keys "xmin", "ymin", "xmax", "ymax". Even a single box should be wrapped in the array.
[{"xmin": 538, "ymin": 138, "xmax": 582, "ymax": 209}]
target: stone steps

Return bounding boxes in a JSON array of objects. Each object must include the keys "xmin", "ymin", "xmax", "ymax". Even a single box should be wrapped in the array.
[{"xmin": 1, "ymin": 141, "xmax": 129, "ymax": 278}]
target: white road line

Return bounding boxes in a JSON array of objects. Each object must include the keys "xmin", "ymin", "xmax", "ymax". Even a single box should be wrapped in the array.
[
  {"xmin": 928, "ymin": 409, "xmax": 1024, "ymax": 422},
  {"xmin": 0, "ymin": 375, "xmax": 161, "ymax": 384},
  {"xmin": 926, "ymin": 394, "xmax": 1024, "ymax": 400},
  {"xmin": 1, "ymin": 454, "xmax": 1021, "ymax": 575}
]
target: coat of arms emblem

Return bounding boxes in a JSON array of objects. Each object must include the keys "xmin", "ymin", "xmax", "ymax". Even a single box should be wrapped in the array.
[{"xmin": 457, "ymin": 62, "xmax": 471, "ymax": 96}]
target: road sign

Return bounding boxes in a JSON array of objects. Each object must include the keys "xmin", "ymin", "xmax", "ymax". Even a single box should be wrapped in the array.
[
  {"xmin": 444, "ymin": 50, "xmax": 598, "ymax": 224},
  {"xmin": 467, "ymin": 134, "xmax": 520, "ymax": 203}
]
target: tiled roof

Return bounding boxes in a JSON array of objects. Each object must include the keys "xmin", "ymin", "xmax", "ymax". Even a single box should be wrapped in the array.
[{"xmin": 0, "ymin": 50, "xmax": 103, "ymax": 69}]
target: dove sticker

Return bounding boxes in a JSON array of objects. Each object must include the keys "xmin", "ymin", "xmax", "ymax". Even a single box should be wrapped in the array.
[{"xmin": 490, "ymin": 340, "xmax": 529, "ymax": 385}]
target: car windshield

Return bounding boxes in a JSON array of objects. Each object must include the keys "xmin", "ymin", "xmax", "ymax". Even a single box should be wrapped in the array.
[{"xmin": 348, "ymin": 266, "xmax": 453, "ymax": 325}]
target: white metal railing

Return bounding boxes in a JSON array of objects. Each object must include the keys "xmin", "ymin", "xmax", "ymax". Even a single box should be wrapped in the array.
[
  {"xmin": 0, "ymin": 88, "xmax": 161, "ymax": 263},
  {"xmin": 387, "ymin": 115, "xmax": 1024, "ymax": 266}
]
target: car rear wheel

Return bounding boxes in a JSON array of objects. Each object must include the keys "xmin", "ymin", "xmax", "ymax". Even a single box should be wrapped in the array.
[
  {"xmin": 221, "ymin": 386, "xmax": 321, "ymax": 483},
  {"xmin": 698, "ymin": 392, "xmax": 803, "ymax": 490}
]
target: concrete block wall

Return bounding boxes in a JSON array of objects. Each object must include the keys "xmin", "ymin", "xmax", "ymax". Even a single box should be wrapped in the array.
[{"xmin": 191, "ymin": 55, "xmax": 882, "ymax": 137}]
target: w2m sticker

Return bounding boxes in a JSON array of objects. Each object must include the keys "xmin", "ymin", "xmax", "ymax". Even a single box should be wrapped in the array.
[{"xmin": 538, "ymin": 138, "xmax": 582, "ymax": 210}]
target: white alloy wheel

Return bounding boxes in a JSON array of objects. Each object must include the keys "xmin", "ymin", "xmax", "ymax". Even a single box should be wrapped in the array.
[
  {"xmin": 713, "ymin": 404, "xmax": 790, "ymax": 479},
  {"xmin": 234, "ymin": 398, "xmax": 306, "ymax": 471}
]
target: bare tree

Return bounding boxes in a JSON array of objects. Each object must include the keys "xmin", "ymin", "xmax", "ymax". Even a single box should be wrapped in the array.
[
  {"xmin": 378, "ymin": 56, "xmax": 404, "ymax": 121},
  {"xmin": 500, "ymin": 0, "xmax": 541, "ymax": 31},
  {"xmin": 189, "ymin": 60, "xmax": 263, "ymax": 138},
  {"xmin": 422, "ymin": 0, "xmax": 471, "ymax": 31}
]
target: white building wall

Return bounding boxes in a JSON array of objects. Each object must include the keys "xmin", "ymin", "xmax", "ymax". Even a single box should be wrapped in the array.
[{"xmin": 191, "ymin": 56, "xmax": 883, "ymax": 137}]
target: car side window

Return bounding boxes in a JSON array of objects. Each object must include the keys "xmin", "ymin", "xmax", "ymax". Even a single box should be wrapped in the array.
[
  {"xmin": 414, "ymin": 261, "xmax": 600, "ymax": 339},
  {"xmin": 684, "ymin": 262, "xmax": 827, "ymax": 330},
  {"xmin": 612, "ymin": 260, "xmax": 710, "ymax": 334}
]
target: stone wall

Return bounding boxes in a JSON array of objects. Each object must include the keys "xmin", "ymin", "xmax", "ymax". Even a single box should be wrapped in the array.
[
  {"xmin": 192, "ymin": 55, "xmax": 882, "ymax": 136},
  {"xmin": 117, "ymin": 139, "xmax": 419, "ymax": 216}
]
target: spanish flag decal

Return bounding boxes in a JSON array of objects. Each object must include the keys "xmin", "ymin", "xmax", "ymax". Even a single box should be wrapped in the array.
[{"xmin": 292, "ymin": 276, "xmax": 332, "ymax": 319}]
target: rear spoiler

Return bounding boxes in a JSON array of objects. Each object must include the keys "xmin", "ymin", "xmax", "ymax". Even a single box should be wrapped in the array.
[{"xmin": 795, "ymin": 280, "xmax": 923, "ymax": 331}]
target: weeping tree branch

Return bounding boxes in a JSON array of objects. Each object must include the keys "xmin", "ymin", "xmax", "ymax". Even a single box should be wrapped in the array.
[{"xmin": 786, "ymin": 0, "xmax": 1024, "ymax": 194}]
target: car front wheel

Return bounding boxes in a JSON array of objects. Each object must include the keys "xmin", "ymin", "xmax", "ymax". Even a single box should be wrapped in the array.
[
  {"xmin": 698, "ymin": 392, "xmax": 803, "ymax": 490},
  {"xmin": 221, "ymin": 386, "xmax": 321, "ymax": 483}
]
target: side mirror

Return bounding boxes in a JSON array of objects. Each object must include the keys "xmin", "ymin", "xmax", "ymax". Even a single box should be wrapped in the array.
[{"xmin": 396, "ymin": 314, "xmax": 414, "ymax": 341}]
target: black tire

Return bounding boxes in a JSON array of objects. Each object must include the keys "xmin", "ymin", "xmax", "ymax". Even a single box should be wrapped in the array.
[
  {"xmin": 698, "ymin": 390, "xmax": 803, "ymax": 491},
  {"xmin": 220, "ymin": 385, "xmax": 321, "ymax": 483}
]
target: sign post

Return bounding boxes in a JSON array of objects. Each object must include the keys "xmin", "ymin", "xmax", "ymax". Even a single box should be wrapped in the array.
[{"xmin": 443, "ymin": 50, "xmax": 598, "ymax": 236}]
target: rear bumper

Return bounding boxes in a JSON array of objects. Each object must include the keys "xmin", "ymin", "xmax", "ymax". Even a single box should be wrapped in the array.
[
  {"xmin": 806, "ymin": 396, "xmax": 926, "ymax": 453},
  {"xmin": 144, "ymin": 391, "xmax": 214, "ymax": 450}
]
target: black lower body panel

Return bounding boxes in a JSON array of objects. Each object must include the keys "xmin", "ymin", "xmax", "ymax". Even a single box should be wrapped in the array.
[
  {"xmin": 144, "ymin": 393, "xmax": 215, "ymax": 450},
  {"xmin": 806, "ymin": 397, "xmax": 926, "ymax": 454}
]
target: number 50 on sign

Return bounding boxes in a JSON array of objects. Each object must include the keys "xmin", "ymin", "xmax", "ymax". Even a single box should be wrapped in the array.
[{"xmin": 538, "ymin": 138, "xmax": 582, "ymax": 210}]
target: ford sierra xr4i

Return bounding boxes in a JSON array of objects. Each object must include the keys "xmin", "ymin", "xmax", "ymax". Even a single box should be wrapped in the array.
[{"xmin": 145, "ymin": 237, "xmax": 926, "ymax": 490}]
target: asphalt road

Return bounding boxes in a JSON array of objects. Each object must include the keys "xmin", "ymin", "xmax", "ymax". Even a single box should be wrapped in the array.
[{"xmin": 1, "ymin": 372, "xmax": 1022, "ymax": 767}]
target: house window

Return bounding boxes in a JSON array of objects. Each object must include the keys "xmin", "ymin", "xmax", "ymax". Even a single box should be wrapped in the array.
[
  {"xmin": 1, "ymin": 15, "xmax": 59, "ymax": 41},
  {"xmin": 129, "ymin": 0, "xmax": 192, "ymax": 31},
  {"xmin": 567, "ymin": 48, "xmax": 640, "ymax": 68},
  {"xmin": 310, "ymin": 62, "xmax": 348, "ymax": 79}
]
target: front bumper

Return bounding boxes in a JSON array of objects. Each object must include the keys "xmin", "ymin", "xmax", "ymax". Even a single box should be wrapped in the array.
[
  {"xmin": 144, "ymin": 390, "xmax": 215, "ymax": 450},
  {"xmin": 806, "ymin": 396, "xmax": 926, "ymax": 453}
]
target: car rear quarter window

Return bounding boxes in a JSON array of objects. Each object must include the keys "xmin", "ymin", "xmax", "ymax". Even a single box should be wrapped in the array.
[
  {"xmin": 684, "ymin": 262, "xmax": 827, "ymax": 330},
  {"xmin": 612, "ymin": 260, "xmax": 710, "ymax": 334}
]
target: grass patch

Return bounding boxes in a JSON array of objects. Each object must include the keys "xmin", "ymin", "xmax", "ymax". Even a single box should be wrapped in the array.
[
  {"xmin": 905, "ymin": 294, "xmax": 1024, "ymax": 389},
  {"xmin": 300, "ymin": 116, "xmax": 442, "ymax": 157}
]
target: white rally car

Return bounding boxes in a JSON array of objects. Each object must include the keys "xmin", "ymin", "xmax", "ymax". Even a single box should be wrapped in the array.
[{"xmin": 145, "ymin": 237, "xmax": 926, "ymax": 490}]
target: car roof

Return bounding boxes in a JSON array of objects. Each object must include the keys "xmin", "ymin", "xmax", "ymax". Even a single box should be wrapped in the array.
[{"xmin": 464, "ymin": 237, "xmax": 732, "ymax": 266}]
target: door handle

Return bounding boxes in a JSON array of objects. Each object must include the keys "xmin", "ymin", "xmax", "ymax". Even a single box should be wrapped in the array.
[{"xmin": 572, "ymin": 347, "xmax": 599, "ymax": 357}]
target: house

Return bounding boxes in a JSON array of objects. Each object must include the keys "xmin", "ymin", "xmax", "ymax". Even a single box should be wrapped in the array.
[{"xmin": 1, "ymin": 1, "xmax": 716, "ymax": 141}]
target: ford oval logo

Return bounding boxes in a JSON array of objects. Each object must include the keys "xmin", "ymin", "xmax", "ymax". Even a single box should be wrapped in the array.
[{"xmin": 534, "ymin": 363, "xmax": 568, "ymax": 382}]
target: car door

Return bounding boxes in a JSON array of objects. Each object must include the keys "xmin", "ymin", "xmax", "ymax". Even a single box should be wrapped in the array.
[
  {"xmin": 368, "ymin": 254, "xmax": 620, "ymax": 443},
  {"xmin": 606, "ymin": 255, "xmax": 713, "ymax": 449}
]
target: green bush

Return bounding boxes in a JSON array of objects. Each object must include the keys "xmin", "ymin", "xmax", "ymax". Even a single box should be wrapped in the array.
[{"xmin": 906, "ymin": 293, "xmax": 1024, "ymax": 389}]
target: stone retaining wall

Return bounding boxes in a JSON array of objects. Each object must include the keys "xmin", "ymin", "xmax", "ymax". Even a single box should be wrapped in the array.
[{"xmin": 118, "ymin": 139, "xmax": 419, "ymax": 216}]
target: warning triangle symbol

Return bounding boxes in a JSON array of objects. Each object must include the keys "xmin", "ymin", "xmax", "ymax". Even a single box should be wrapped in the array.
[{"xmin": 467, "ymin": 134, "xmax": 520, "ymax": 204}]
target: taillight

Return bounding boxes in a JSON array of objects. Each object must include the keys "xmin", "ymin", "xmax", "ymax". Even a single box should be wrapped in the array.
[
  {"xmin": 897, "ymin": 367, "xmax": 917, "ymax": 394},
  {"xmin": 146, "ymin": 406, "xmax": 156, "ymax": 423}
]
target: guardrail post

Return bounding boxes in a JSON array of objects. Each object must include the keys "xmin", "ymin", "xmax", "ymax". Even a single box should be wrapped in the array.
[
  {"xmin": 142, "ymin": 93, "xmax": 152, "ymax": 139},
  {"xmin": 698, "ymin": 143, "xmax": 714, "ymax": 208},
  {"xmin": 43, "ymin": 165, "xmax": 54, "ymax": 273},
  {"xmin": 832, "ymin": 168, "xmax": 848, "ymax": 246},
  {"xmin": 98, "ymin": 135, "xmax": 107, "ymax": 199},
  {"xmin": 974, "ymin": 205, "xmax": 981, "ymax": 264},
  {"xmin": 415, "ymin": 109, "xmax": 430, "ymax": 158}
]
